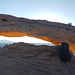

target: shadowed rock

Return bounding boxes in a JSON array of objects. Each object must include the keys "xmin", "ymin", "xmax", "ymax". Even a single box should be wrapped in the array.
[
  {"xmin": 58, "ymin": 42, "xmax": 71, "ymax": 62},
  {"xmin": 0, "ymin": 42, "xmax": 74, "ymax": 75},
  {"xmin": 2, "ymin": 19, "xmax": 7, "ymax": 22}
]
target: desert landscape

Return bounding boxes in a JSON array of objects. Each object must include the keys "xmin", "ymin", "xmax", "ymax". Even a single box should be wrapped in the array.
[
  {"xmin": 0, "ymin": 14, "xmax": 74, "ymax": 75},
  {"xmin": 0, "ymin": 14, "xmax": 75, "ymax": 53},
  {"xmin": 0, "ymin": 42, "xmax": 74, "ymax": 75}
]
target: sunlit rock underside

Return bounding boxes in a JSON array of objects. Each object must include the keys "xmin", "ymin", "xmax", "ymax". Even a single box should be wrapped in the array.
[{"xmin": 0, "ymin": 14, "xmax": 75, "ymax": 53}]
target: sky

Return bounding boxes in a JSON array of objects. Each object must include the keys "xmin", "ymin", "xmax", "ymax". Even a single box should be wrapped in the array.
[
  {"xmin": 0, "ymin": 0, "xmax": 75, "ymax": 25},
  {"xmin": 0, "ymin": 36, "xmax": 55, "ymax": 46}
]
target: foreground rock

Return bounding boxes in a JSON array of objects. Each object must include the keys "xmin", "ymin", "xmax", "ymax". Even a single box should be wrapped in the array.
[
  {"xmin": 58, "ymin": 42, "xmax": 71, "ymax": 62},
  {"xmin": 0, "ymin": 14, "xmax": 75, "ymax": 53},
  {"xmin": 0, "ymin": 42, "xmax": 74, "ymax": 75}
]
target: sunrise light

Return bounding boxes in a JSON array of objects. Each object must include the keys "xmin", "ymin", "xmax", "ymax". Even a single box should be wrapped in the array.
[
  {"xmin": 30, "ymin": 13, "xmax": 68, "ymax": 24},
  {"xmin": 0, "ymin": 36, "xmax": 55, "ymax": 46}
]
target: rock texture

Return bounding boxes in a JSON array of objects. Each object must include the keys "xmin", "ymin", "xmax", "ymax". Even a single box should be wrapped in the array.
[
  {"xmin": 0, "ymin": 42, "xmax": 74, "ymax": 75},
  {"xmin": 0, "ymin": 14, "xmax": 75, "ymax": 53}
]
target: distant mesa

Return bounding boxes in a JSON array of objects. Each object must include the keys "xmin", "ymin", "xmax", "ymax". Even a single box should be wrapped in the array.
[
  {"xmin": 0, "ymin": 40, "xmax": 13, "ymax": 47},
  {"xmin": 0, "ymin": 40, "xmax": 13, "ymax": 43}
]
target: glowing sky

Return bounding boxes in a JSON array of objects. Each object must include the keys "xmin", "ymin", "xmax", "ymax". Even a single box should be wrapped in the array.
[
  {"xmin": 0, "ymin": 0, "xmax": 75, "ymax": 25},
  {"xmin": 0, "ymin": 36, "xmax": 55, "ymax": 46}
]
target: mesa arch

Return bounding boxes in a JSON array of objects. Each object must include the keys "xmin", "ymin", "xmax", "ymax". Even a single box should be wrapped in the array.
[{"xmin": 0, "ymin": 14, "xmax": 75, "ymax": 53}]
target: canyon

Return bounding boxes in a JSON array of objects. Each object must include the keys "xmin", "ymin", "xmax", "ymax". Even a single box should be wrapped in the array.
[{"xmin": 0, "ymin": 14, "xmax": 75, "ymax": 75}]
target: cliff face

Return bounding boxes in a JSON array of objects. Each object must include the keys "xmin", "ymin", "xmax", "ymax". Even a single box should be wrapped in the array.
[
  {"xmin": 0, "ymin": 42, "xmax": 74, "ymax": 75},
  {"xmin": 0, "ymin": 14, "xmax": 75, "ymax": 53}
]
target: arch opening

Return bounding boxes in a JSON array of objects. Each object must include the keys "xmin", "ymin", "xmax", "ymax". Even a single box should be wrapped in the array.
[
  {"xmin": 0, "ymin": 36, "xmax": 55, "ymax": 48},
  {"xmin": 0, "ymin": 31, "xmax": 75, "ymax": 54}
]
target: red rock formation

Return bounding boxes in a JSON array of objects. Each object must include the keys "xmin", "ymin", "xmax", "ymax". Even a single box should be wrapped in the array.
[
  {"xmin": 0, "ymin": 14, "xmax": 75, "ymax": 53},
  {"xmin": 0, "ymin": 42, "xmax": 74, "ymax": 75}
]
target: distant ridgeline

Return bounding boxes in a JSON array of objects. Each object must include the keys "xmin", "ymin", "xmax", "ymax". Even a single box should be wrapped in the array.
[{"xmin": 0, "ymin": 40, "xmax": 13, "ymax": 48}]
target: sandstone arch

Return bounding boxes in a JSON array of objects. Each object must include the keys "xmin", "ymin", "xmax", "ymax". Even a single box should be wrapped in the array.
[{"xmin": 0, "ymin": 14, "xmax": 75, "ymax": 53}]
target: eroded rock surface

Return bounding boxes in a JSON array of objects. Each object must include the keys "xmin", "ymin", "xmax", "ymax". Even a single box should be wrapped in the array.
[
  {"xmin": 0, "ymin": 42, "xmax": 74, "ymax": 75},
  {"xmin": 0, "ymin": 14, "xmax": 75, "ymax": 53}
]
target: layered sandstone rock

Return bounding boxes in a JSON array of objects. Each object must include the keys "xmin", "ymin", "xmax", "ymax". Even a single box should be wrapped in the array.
[
  {"xmin": 0, "ymin": 14, "xmax": 75, "ymax": 53},
  {"xmin": 0, "ymin": 42, "xmax": 74, "ymax": 75}
]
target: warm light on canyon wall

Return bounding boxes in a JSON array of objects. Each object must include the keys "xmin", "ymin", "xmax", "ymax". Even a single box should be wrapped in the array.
[
  {"xmin": 0, "ymin": 31, "xmax": 75, "ymax": 53},
  {"xmin": 0, "ymin": 31, "xmax": 27, "ymax": 37},
  {"xmin": 0, "ymin": 31, "xmax": 55, "ymax": 46}
]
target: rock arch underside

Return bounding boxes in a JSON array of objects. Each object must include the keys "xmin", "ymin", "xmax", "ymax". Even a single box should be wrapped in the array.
[
  {"xmin": 0, "ymin": 14, "xmax": 75, "ymax": 75},
  {"xmin": 0, "ymin": 14, "xmax": 75, "ymax": 53}
]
